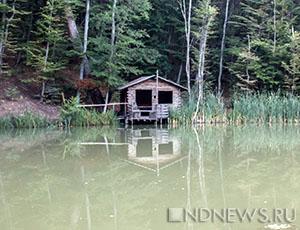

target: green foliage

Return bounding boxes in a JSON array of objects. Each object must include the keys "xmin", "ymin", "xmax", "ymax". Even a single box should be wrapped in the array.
[
  {"xmin": 4, "ymin": 87, "xmax": 20, "ymax": 99},
  {"xmin": 169, "ymin": 93, "xmax": 225, "ymax": 124},
  {"xmin": 88, "ymin": 0, "xmax": 158, "ymax": 88},
  {"xmin": 60, "ymin": 94, "xmax": 118, "ymax": 127},
  {"xmin": 170, "ymin": 93, "xmax": 300, "ymax": 124},
  {"xmin": 24, "ymin": 0, "xmax": 67, "ymax": 90},
  {"xmin": 3, "ymin": 0, "xmax": 300, "ymax": 112},
  {"xmin": 226, "ymin": 0, "xmax": 300, "ymax": 91},
  {"xmin": 282, "ymin": 28, "xmax": 300, "ymax": 93},
  {"xmin": 229, "ymin": 92, "xmax": 300, "ymax": 123},
  {"xmin": 0, "ymin": 111, "xmax": 54, "ymax": 129}
]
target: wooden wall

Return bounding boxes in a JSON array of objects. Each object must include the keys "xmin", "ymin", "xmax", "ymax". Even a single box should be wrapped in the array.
[{"xmin": 126, "ymin": 79, "xmax": 182, "ymax": 109}]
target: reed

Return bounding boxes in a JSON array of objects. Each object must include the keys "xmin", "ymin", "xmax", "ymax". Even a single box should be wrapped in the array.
[
  {"xmin": 170, "ymin": 92, "xmax": 300, "ymax": 124},
  {"xmin": 60, "ymin": 96, "xmax": 118, "ymax": 127},
  {"xmin": 169, "ymin": 93, "xmax": 226, "ymax": 125},
  {"xmin": 0, "ymin": 111, "xmax": 54, "ymax": 129},
  {"xmin": 229, "ymin": 92, "xmax": 300, "ymax": 123}
]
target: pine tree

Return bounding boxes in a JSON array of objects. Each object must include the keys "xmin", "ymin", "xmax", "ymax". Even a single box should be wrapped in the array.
[
  {"xmin": 25, "ymin": 0, "xmax": 67, "ymax": 100},
  {"xmin": 88, "ymin": 0, "xmax": 157, "ymax": 87}
]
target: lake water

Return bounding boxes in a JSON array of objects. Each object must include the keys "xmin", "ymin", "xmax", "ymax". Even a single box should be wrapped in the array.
[{"xmin": 0, "ymin": 125, "xmax": 299, "ymax": 230}]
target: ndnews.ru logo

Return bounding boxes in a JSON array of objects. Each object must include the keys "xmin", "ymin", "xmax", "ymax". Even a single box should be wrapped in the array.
[{"xmin": 167, "ymin": 208, "xmax": 296, "ymax": 223}]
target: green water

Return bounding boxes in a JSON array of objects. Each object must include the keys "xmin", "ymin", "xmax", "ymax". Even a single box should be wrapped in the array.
[{"xmin": 0, "ymin": 125, "xmax": 300, "ymax": 230}]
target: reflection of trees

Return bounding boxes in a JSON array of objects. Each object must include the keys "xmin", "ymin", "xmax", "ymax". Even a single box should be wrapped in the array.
[
  {"xmin": 184, "ymin": 124, "xmax": 300, "ymax": 229},
  {"xmin": 193, "ymin": 127, "xmax": 207, "ymax": 208},
  {"xmin": 0, "ymin": 125, "xmax": 300, "ymax": 230}
]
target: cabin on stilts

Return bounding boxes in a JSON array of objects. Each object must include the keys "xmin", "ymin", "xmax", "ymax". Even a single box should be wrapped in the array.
[{"xmin": 117, "ymin": 75, "xmax": 187, "ymax": 124}]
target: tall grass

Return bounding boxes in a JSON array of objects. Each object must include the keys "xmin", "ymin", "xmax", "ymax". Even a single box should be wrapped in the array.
[
  {"xmin": 0, "ymin": 96, "xmax": 118, "ymax": 129},
  {"xmin": 170, "ymin": 92, "xmax": 300, "ymax": 124},
  {"xmin": 169, "ymin": 93, "xmax": 226, "ymax": 124},
  {"xmin": 60, "ymin": 96, "xmax": 118, "ymax": 127},
  {"xmin": 0, "ymin": 111, "xmax": 55, "ymax": 129},
  {"xmin": 229, "ymin": 92, "xmax": 300, "ymax": 123}
]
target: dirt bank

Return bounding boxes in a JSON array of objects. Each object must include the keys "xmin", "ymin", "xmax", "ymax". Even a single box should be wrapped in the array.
[{"xmin": 0, "ymin": 72, "xmax": 60, "ymax": 120}]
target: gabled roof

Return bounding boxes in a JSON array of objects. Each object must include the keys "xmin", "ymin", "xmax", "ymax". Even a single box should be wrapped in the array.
[{"xmin": 117, "ymin": 75, "xmax": 188, "ymax": 91}]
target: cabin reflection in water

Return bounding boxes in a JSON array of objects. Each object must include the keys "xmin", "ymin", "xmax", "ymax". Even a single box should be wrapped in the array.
[{"xmin": 123, "ymin": 128, "xmax": 186, "ymax": 176}]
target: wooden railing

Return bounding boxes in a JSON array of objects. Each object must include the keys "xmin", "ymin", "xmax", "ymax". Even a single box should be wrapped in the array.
[
  {"xmin": 127, "ymin": 104, "xmax": 169, "ymax": 120},
  {"xmin": 77, "ymin": 103, "xmax": 170, "ymax": 121},
  {"xmin": 157, "ymin": 104, "xmax": 169, "ymax": 119}
]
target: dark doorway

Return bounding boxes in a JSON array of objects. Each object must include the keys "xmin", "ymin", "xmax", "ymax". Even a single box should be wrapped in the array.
[
  {"xmin": 136, "ymin": 90, "xmax": 152, "ymax": 107},
  {"xmin": 158, "ymin": 91, "xmax": 173, "ymax": 104}
]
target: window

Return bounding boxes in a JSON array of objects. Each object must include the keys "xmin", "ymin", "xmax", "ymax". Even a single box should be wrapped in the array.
[
  {"xmin": 158, "ymin": 91, "xmax": 173, "ymax": 104},
  {"xmin": 136, "ymin": 90, "xmax": 152, "ymax": 106}
]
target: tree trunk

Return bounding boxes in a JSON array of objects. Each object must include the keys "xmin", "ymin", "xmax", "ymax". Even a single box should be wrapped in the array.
[
  {"xmin": 246, "ymin": 35, "xmax": 251, "ymax": 87},
  {"xmin": 0, "ymin": 0, "xmax": 16, "ymax": 73},
  {"xmin": 217, "ymin": 0, "xmax": 230, "ymax": 98},
  {"xmin": 41, "ymin": 42, "xmax": 50, "ymax": 101},
  {"xmin": 291, "ymin": 26, "xmax": 295, "ymax": 95},
  {"xmin": 64, "ymin": 0, "xmax": 90, "ymax": 74},
  {"xmin": 178, "ymin": 0, "xmax": 193, "ymax": 99},
  {"xmin": 77, "ymin": 0, "xmax": 90, "ymax": 101},
  {"xmin": 0, "ymin": 0, "xmax": 7, "ymax": 73},
  {"xmin": 40, "ymin": 0, "xmax": 54, "ymax": 101},
  {"xmin": 193, "ymin": 0, "xmax": 212, "ymax": 123},
  {"xmin": 110, "ymin": 0, "xmax": 117, "ymax": 61},
  {"xmin": 104, "ymin": 0, "xmax": 117, "ymax": 113},
  {"xmin": 176, "ymin": 62, "xmax": 183, "ymax": 83},
  {"xmin": 103, "ymin": 90, "xmax": 109, "ymax": 113},
  {"xmin": 186, "ymin": 0, "xmax": 192, "ymax": 99},
  {"xmin": 273, "ymin": 0, "xmax": 276, "ymax": 54},
  {"xmin": 79, "ymin": 0, "xmax": 90, "ymax": 81}
]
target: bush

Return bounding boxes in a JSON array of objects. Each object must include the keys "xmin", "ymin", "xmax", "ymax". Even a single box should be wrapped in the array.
[{"xmin": 59, "ymin": 95, "xmax": 118, "ymax": 127}]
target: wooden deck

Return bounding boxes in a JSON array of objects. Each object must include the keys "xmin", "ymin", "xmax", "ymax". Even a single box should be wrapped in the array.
[
  {"xmin": 77, "ymin": 103, "xmax": 170, "ymax": 124},
  {"xmin": 125, "ymin": 104, "xmax": 169, "ymax": 124}
]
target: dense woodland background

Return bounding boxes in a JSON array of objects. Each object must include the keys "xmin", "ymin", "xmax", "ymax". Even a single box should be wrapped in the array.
[{"xmin": 1, "ymin": 0, "xmax": 300, "ymax": 105}]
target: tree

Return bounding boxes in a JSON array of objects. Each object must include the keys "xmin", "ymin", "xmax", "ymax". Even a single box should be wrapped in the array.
[
  {"xmin": 0, "ymin": 0, "xmax": 16, "ymax": 73},
  {"xmin": 25, "ymin": 0, "xmax": 66, "ymax": 100},
  {"xmin": 217, "ymin": 0, "xmax": 230, "ymax": 98},
  {"xmin": 178, "ymin": 0, "xmax": 193, "ymax": 99},
  {"xmin": 88, "ymin": 0, "xmax": 157, "ymax": 105},
  {"xmin": 76, "ymin": 0, "xmax": 90, "ymax": 101},
  {"xmin": 282, "ymin": 27, "xmax": 300, "ymax": 94},
  {"xmin": 226, "ymin": 0, "xmax": 295, "ymax": 91},
  {"xmin": 193, "ymin": 0, "xmax": 216, "ymax": 122}
]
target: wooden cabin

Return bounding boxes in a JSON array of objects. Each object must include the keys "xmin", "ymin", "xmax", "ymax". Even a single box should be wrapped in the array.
[{"xmin": 117, "ymin": 75, "xmax": 187, "ymax": 124}]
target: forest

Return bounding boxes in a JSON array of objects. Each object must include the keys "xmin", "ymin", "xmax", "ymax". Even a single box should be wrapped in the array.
[{"xmin": 1, "ymin": 0, "xmax": 300, "ymax": 126}]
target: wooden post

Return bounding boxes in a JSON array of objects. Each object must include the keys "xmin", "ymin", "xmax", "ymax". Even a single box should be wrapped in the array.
[
  {"xmin": 156, "ymin": 70, "xmax": 159, "ymax": 123},
  {"xmin": 131, "ymin": 102, "xmax": 133, "ymax": 126},
  {"xmin": 160, "ymin": 105, "xmax": 162, "ymax": 124}
]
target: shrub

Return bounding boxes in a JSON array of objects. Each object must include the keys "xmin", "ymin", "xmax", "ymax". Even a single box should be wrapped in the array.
[{"xmin": 59, "ymin": 94, "xmax": 118, "ymax": 127}]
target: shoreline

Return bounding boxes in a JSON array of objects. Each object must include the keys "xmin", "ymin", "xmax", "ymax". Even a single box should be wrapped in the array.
[{"xmin": 2, "ymin": 92, "xmax": 300, "ymax": 129}]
